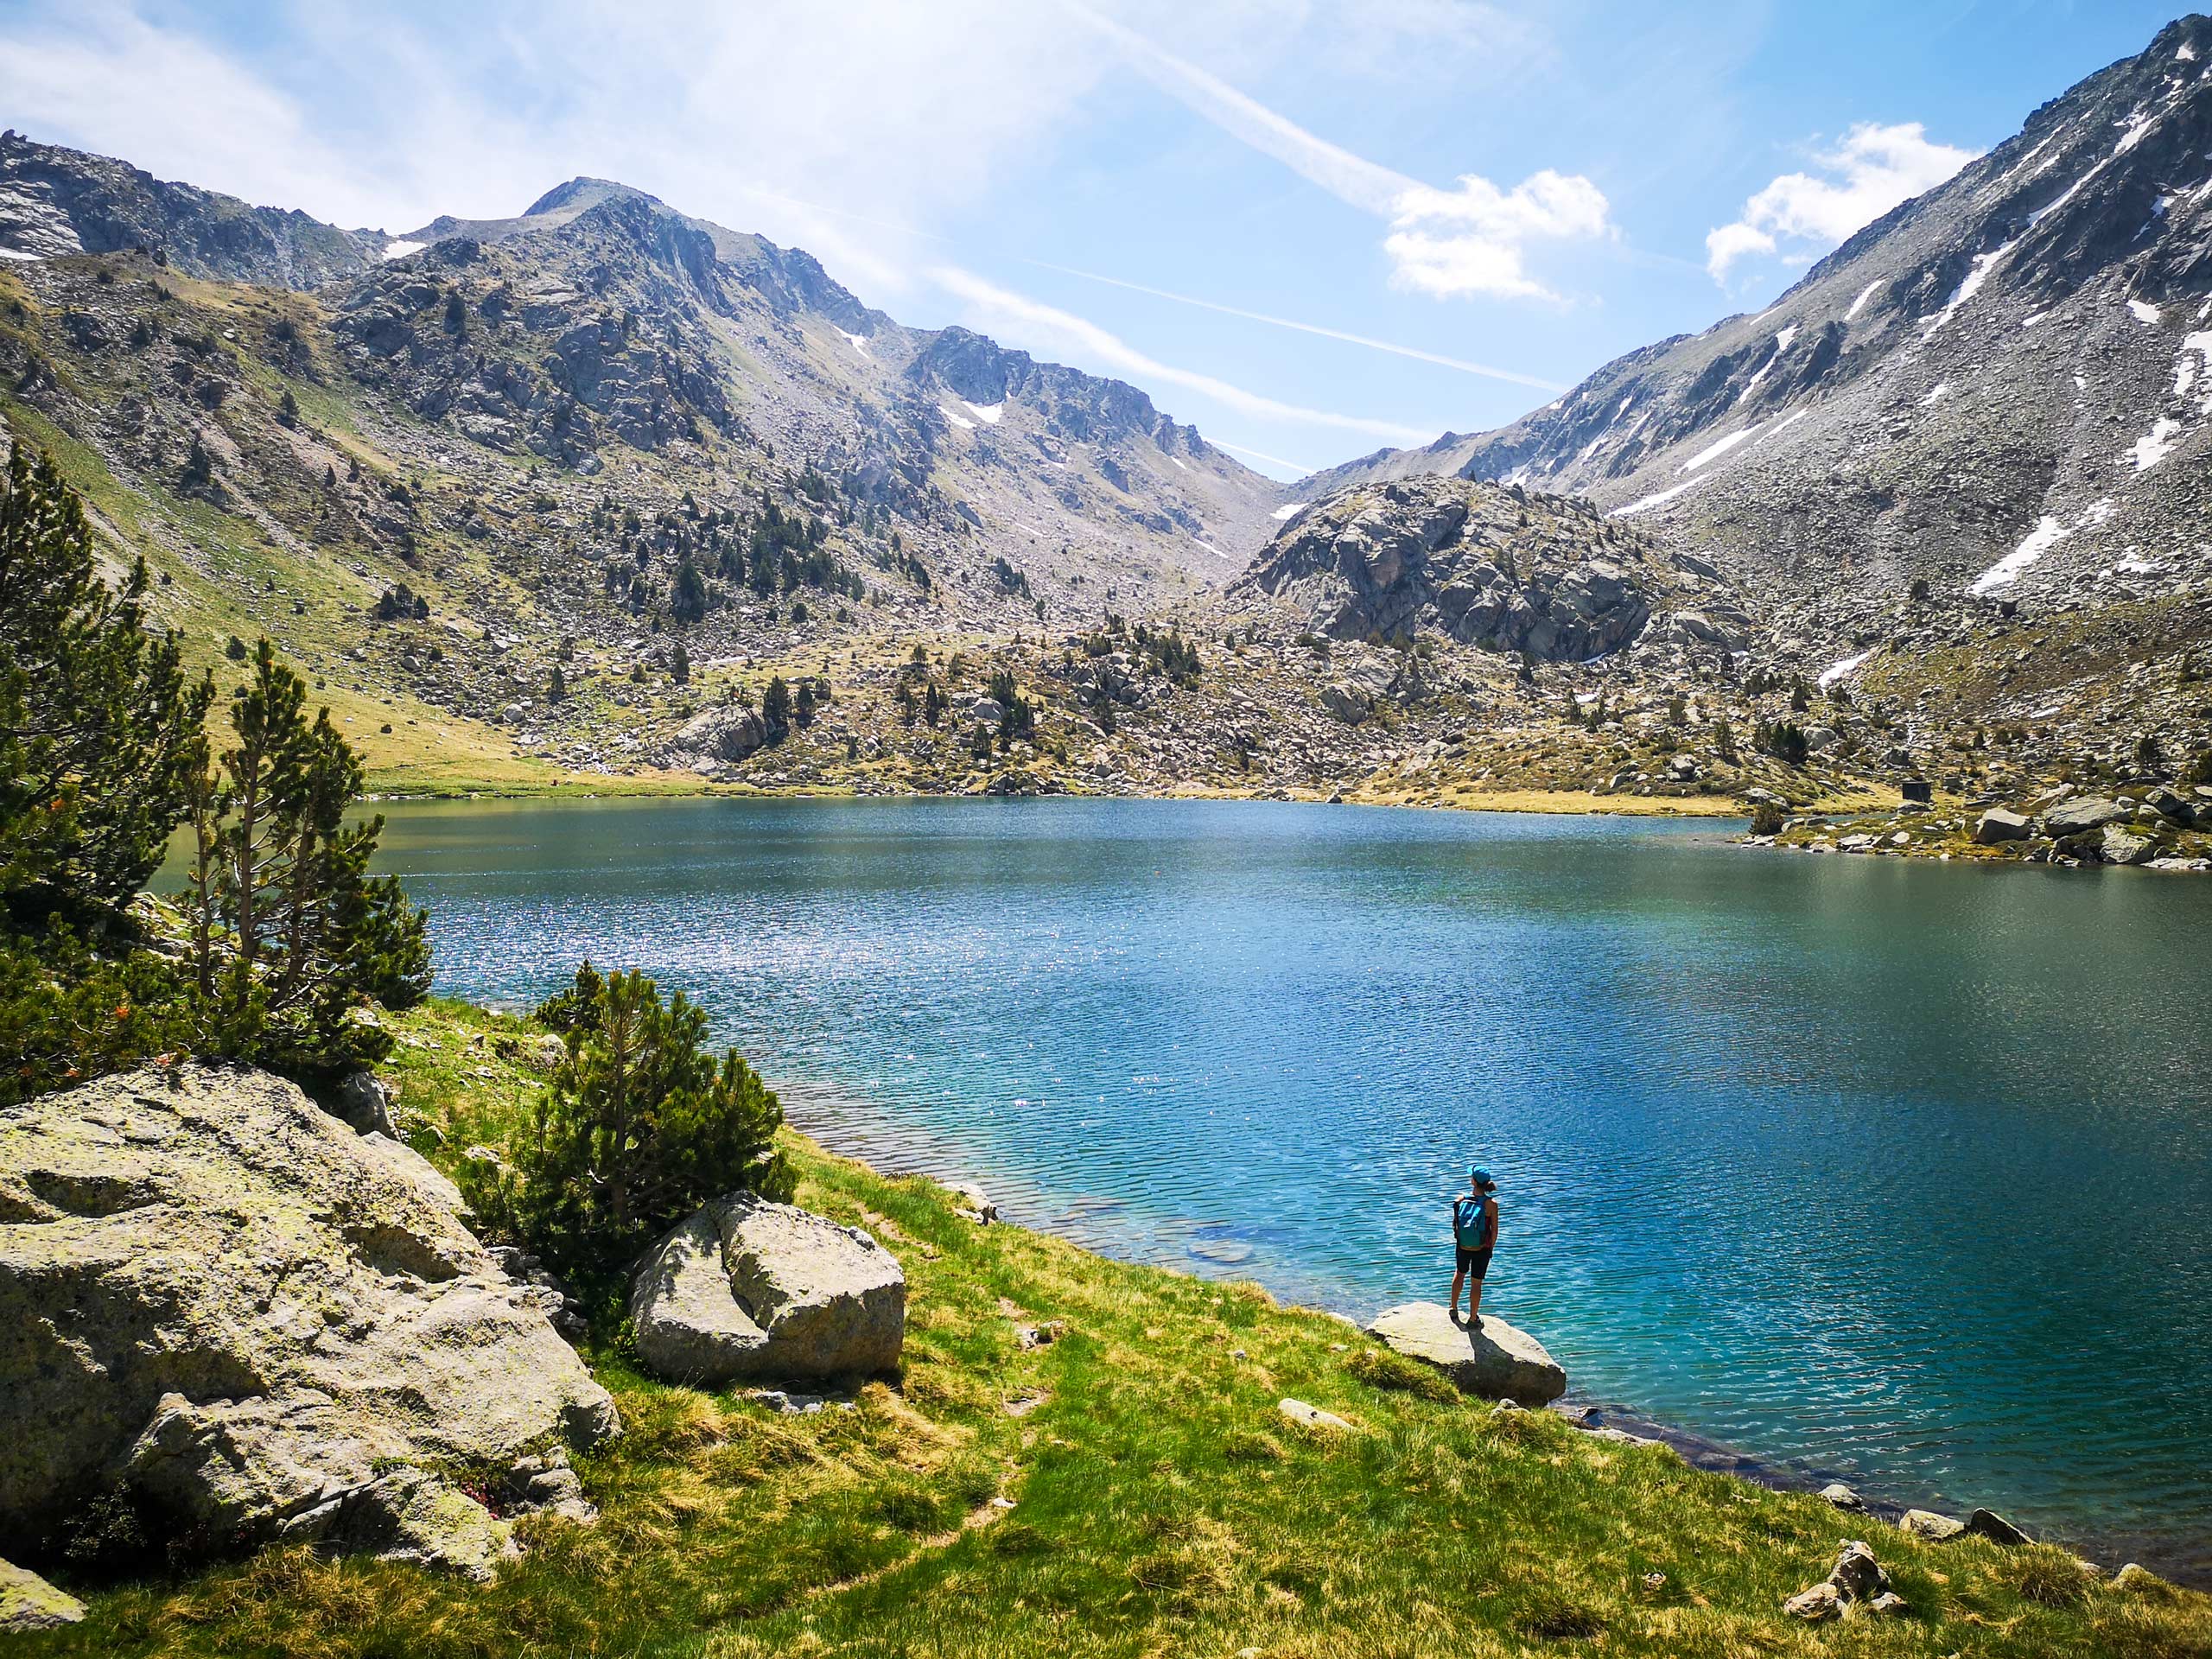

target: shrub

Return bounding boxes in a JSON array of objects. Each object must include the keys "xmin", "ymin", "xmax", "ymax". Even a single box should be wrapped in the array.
[
  {"xmin": 473, "ymin": 963, "xmax": 794, "ymax": 1271},
  {"xmin": 1749, "ymin": 801, "xmax": 1784, "ymax": 836}
]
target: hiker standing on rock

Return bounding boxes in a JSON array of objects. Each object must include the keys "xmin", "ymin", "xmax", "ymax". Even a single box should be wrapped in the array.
[{"xmin": 1448, "ymin": 1168, "xmax": 1499, "ymax": 1326}]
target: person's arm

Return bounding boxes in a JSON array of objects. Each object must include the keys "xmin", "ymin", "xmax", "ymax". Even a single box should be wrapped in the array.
[{"xmin": 1483, "ymin": 1198, "xmax": 1499, "ymax": 1249}]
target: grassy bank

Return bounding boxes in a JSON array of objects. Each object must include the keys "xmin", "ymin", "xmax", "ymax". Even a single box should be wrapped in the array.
[{"xmin": 19, "ymin": 998, "xmax": 2209, "ymax": 1658}]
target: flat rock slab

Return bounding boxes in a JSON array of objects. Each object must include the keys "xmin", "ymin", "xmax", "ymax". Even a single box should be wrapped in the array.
[
  {"xmin": 1366, "ymin": 1302, "xmax": 1567, "ymax": 1406},
  {"xmin": 632, "ymin": 1192, "xmax": 905, "ymax": 1385}
]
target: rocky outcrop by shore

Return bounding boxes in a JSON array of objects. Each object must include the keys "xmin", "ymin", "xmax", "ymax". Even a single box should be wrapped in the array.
[
  {"xmin": 0, "ymin": 1065, "xmax": 618, "ymax": 1578},
  {"xmin": 630, "ymin": 1192, "xmax": 906, "ymax": 1384},
  {"xmin": 1365, "ymin": 1301, "xmax": 1567, "ymax": 1407}
]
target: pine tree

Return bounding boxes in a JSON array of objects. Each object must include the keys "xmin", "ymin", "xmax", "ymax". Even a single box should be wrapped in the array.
[
  {"xmin": 671, "ymin": 556, "xmax": 709, "ymax": 625},
  {"xmin": 762, "ymin": 675, "xmax": 793, "ymax": 741},
  {"xmin": 549, "ymin": 664, "xmax": 567, "ymax": 702},
  {"xmin": 183, "ymin": 641, "xmax": 430, "ymax": 1072},
  {"xmin": 671, "ymin": 643, "xmax": 690, "ymax": 684},
  {"xmin": 0, "ymin": 442, "xmax": 213, "ymax": 917},
  {"xmin": 474, "ymin": 964, "xmax": 794, "ymax": 1269}
]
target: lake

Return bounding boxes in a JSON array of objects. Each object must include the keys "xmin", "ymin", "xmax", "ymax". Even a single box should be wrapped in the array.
[{"xmin": 343, "ymin": 795, "xmax": 2212, "ymax": 1575}]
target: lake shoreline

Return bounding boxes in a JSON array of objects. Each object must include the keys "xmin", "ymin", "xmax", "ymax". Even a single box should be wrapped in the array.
[{"xmin": 772, "ymin": 1078, "xmax": 2209, "ymax": 1590}]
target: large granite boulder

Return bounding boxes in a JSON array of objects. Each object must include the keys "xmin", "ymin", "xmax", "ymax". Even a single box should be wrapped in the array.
[
  {"xmin": 668, "ymin": 704, "xmax": 766, "ymax": 767},
  {"xmin": 2042, "ymin": 797, "xmax": 2128, "ymax": 836},
  {"xmin": 0, "ymin": 1065, "xmax": 619, "ymax": 1577},
  {"xmin": 631, "ymin": 1193, "xmax": 905, "ymax": 1385},
  {"xmin": 1365, "ymin": 1301, "xmax": 1567, "ymax": 1406}
]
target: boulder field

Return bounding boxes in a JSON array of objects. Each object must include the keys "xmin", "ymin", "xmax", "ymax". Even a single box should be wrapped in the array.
[{"xmin": 0, "ymin": 1065, "xmax": 619, "ymax": 1579}]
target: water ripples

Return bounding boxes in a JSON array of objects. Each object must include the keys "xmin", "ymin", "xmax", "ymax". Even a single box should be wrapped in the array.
[{"xmin": 365, "ymin": 795, "xmax": 2212, "ymax": 1571}]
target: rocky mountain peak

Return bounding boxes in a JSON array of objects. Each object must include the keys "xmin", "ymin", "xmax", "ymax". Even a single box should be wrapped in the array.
[
  {"xmin": 522, "ymin": 176, "xmax": 664, "ymax": 219},
  {"xmin": 1294, "ymin": 15, "xmax": 2212, "ymax": 669}
]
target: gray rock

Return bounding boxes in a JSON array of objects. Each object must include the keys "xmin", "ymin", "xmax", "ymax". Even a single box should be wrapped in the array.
[
  {"xmin": 0, "ymin": 1557, "xmax": 84, "ymax": 1631},
  {"xmin": 2042, "ymin": 797, "xmax": 2128, "ymax": 836},
  {"xmin": 0, "ymin": 1065, "xmax": 619, "ymax": 1575},
  {"xmin": 1899, "ymin": 1509, "xmax": 1966, "ymax": 1541},
  {"xmin": 1364, "ymin": 1301, "xmax": 1567, "ymax": 1406},
  {"xmin": 1786, "ymin": 1540, "xmax": 1902, "ymax": 1621},
  {"xmin": 630, "ymin": 1192, "xmax": 906, "ymax": 1384},
  {"xmin": 1278, "ymin": 1397, "xmax": 1353, "ymax": 1431},
  {"xmin": 1783, "ymin": 1580, "xmax": 1841, "ymax": 1622},
  {"xmin": 333, "ymin": 1069, "xmax": 398, "ymax": 1136},
  {"xmin": 944, "ymin": 1179, "xmax": 998, "ymax": 1223},
  {"xmin": 1974, "ymin": 808, "xmax": 2032, "ymax": 843},
  {"xmin": 1820, "ymin": 1482, "xmax": 1870, "ymax": 1513},
  {"xmin": 2101, "ymin": 826, "xmax": 2158, "ymax": 866},
  {"xmin": 1319, "ymin": 681, "xmax": 1372, "ymax": 725},
  {"xmin": 1967, "ymin": 1507, "xmax": 2033, "ymax": 1546},
  {"xmin": 671, "ymin": 704, "xmax": 766, "ymax": 764}
]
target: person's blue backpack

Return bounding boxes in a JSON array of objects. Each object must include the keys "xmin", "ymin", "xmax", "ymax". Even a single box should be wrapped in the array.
[{"xmin": 1453, "ymin": 1193, "xmax": 1489, "ymax": 1248}]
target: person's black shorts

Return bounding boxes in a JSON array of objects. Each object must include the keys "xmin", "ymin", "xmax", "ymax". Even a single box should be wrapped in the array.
[{"xmin": 1455, "ymin": 1244, "xmax": 1493, "ymax": 1279}]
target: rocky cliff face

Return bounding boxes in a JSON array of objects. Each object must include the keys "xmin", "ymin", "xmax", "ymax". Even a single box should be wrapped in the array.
[
  {"xmin": 1236, "ymin": 477, "xmax": 1750, "ymax": 663},
  {"xmin": 0, "ymin": 131, "xmax": 380, "ymax": 287},
  {"xmin": 1300, "ymin": 17, "xmax": 2212, "ymax": 665}
]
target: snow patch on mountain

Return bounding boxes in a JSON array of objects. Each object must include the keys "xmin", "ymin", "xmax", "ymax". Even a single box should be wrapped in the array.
[
  {"xmin": 1680, "ymin": 424, "xmax": 1763, "ymax": 474},
  {"xmin": 1971, "ymin": 514, "xmax": 2071, "ymax": 594},
  {"xmin": 2124, "ymin": 416, "xmax": 2183, "ymax": 469}
]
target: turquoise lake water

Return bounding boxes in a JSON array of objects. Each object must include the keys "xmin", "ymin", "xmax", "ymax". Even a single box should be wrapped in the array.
[{"xmin": 353, "ymin": 796, "xmax": 2212, "ymax": 1573}]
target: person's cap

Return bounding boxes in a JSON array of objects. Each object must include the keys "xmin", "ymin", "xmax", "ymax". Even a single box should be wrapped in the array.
[{"xmin": 1471, "ymin": 1167, "xmax": 1496, "ymax": 1189}]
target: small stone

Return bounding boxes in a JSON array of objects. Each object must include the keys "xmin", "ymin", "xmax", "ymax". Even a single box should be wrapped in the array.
[
  {"xmin": 1819, "ymin": 1482, "xmax": 1869, "ymax": 1513},
  {"xmin": 1829, "ymin": 1540, "xmax": 1891, "ymax": 1603},
  {"xmin": 943, "ymin": 1180, "xmax": 998, "ymax": 1223},
  {"xmin": 1900, "ymin": 1509, "xmax": 1966, "ymax": 1541},
  {"xmin": 1864, "ymin": 1591, "xmax": 1910, "ymax": 1617},
  {"xmin": 1783, "ymin": 1581, "xmax": 1841, "ymax": 1622},
  {"xmin": 1278, "ymin": 1397, "xmax": 1352, "ymax": 1431},
  {"xmin": 2112, "ymin": 1562, "xmax": 2166, "ymax": 1593},
  {"xmin": 1974, "ymin": 808, "xmax": 2032, "ymax": 843}
]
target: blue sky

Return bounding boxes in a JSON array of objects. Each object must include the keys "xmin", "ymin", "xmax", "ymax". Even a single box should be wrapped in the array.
[{"xmin": 0, "ymin": 2, "xmax": 2190, "ymax": 476}]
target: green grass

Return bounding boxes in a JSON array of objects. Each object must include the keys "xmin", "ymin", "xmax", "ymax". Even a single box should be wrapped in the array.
[{"xmin": 16, "ymin": 998, "xmax": 2212, "ymax": 1657}]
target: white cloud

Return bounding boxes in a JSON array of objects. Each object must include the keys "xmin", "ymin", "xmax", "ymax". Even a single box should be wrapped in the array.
[
  {"xmin": 929, "ymin": 266, "xmax": 1434, "ymax": 444},
  {"xmin": 1386, "ymin": 169, "xmax": 1613, "ymax": 300},
  {"xmin": 1706, "ymin": 121, "xmax": 1980, "ymax": 283},
  {"xmin": 1061, "ymin": 0, "xmax": 1610, "ymax": 301}
]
